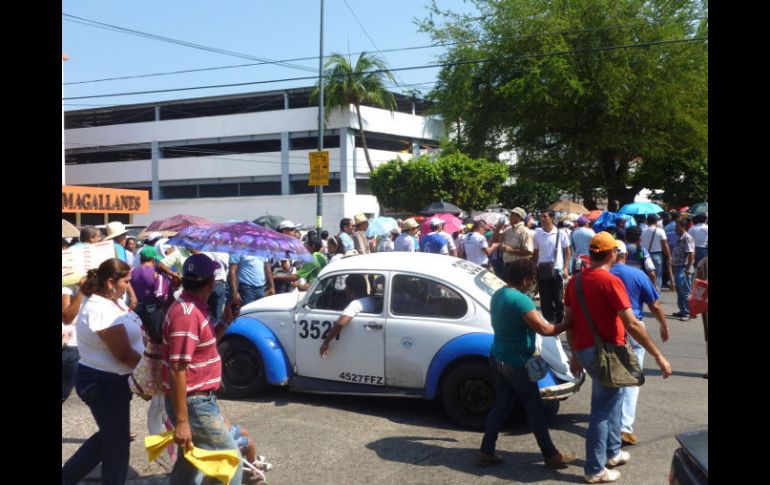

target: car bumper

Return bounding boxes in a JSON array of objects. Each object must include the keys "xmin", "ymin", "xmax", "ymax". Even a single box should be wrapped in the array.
[{"xmin": 540, "ymin": 372, "xmax": 586, "ymax": 400}]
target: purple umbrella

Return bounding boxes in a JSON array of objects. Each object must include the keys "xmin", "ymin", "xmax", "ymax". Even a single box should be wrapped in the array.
[{"xmin": 167, "ymin": 221, "xmax": 312, "ymax": 262}]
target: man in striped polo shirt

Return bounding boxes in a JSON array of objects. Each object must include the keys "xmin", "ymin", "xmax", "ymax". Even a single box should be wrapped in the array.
[{"xmin": 162, "ymin": 253, "xmax": 242, "ymax": 484}]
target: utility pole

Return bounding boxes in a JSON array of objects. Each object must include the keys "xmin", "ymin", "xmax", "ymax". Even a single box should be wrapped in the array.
[{"xmin": 316, "ymin": 0, "xmax": 324, "ymax": 231}]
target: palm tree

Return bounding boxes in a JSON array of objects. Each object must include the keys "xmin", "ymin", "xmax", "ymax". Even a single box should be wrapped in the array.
[{"xmin": 314, "ymin": 52, "xmax": 397, "ymax": 173}]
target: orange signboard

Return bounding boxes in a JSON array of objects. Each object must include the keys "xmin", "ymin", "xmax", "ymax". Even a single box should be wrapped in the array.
[{"xmin": 62, "ymin": 185, "xmax": 149, "ymax": 214}]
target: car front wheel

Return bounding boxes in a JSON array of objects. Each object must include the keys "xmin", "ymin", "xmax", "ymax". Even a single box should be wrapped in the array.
[
  {"xmin": 441, "ymin": 362, "xmax": 495, "ymax": 430},
  {"xmin": 218, "ymin": 336, "xmax": 268, "ymax": 398}
]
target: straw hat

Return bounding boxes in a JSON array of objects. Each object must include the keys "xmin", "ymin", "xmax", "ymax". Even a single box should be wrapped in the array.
[
  {"xmin": 104, "ymin": 221, "xmax": 129, "ymax": 240},
  {"xmin": 353, "ymin": 213, "xmax": 369, "ymax": 225},
  {"xmin": 402, "ymin": 218, "xmax": 420, "ymax": 230}
]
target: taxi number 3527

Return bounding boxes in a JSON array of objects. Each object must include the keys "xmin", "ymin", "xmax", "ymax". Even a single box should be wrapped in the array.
[{"xmin": 298, "ymin": 320, "xmax": 340, "ymax": 340}]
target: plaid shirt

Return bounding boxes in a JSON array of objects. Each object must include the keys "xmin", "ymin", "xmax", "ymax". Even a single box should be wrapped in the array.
[{"xmin": 671, "ymin": 232, "xmax": 695, "ymax": 266}]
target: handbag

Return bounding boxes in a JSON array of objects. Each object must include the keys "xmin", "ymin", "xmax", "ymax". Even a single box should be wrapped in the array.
[
  {"xmin": 575, "ymin": 273, "xmax": 644, "ymax": 387},
  {"xmin": 536, "ymin": 229, "xmax": 561, "ymax": 280},
  {"xmin": 129, "ymin": 341, "xmax": 164, "ymax": 400}
]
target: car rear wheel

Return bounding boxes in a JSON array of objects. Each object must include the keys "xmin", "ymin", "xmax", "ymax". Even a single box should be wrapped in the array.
[
  {"xmin": 441, "ymin": 362, "xmax": 495, "ymax": 430},
  {"xmin": 218, "ymin": 336, "xmax": 268, "ymax": 398}
]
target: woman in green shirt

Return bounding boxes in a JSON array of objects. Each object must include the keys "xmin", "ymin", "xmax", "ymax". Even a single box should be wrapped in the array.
[{"xmin": 478, "ymin": 259, "xmax": 576, "ymax": 469}]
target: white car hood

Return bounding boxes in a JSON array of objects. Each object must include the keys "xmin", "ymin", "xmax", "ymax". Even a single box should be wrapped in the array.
[{"xmin": 240, "ymin": 291, "xmax": 303, "ymax": 314}]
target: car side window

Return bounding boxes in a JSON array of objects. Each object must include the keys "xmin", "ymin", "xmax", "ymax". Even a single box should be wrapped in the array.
[
  {"xmin": 306, "ymin": 273, "xmax": 385, "ymax": 314},
  {"xmin": 390, "ymin": 274, "xmax": 468, "ymax": 319}
]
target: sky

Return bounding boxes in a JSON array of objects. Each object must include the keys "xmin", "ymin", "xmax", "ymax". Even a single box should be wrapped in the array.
[{"xmin": 62, "ymin": 0, "xmax": 479, "ymax": 111}]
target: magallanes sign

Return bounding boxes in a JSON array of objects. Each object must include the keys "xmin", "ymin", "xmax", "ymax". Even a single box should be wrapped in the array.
[{"xmin": 62, "ymin": 186, "xmax": 149, "ymax": 214}]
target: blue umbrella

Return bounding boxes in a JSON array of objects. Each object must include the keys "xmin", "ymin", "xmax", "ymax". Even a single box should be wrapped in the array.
[
  {"xmin": 618, "ymin": 202, "xmax": 664, "ymax": 215},
  {"xmin": 365, "ymin": 216, "xmax": 399, "ymax": 237}
]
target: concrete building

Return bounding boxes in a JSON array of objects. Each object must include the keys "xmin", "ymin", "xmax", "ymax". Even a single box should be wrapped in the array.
[{"xmin": 64, "ymin": 87, "xmax": 444, "ymax": 229}]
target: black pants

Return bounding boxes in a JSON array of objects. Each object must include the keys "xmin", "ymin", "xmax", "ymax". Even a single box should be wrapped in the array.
[
  {"xmin": 538, "ymin": 276, "xmax": 564, "ymax": 323},
  {"xmin": 62, "ymin": 346, "xmax": 79, "ymax": 403}
]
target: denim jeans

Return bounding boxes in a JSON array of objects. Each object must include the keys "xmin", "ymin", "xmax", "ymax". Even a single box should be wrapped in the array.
[
  {"xmin": 694, "ymin": 247, "xmax": 708, "ymax": 268},
  {"xmin": 674, "ymin": 265, "xmax": 692, "ymax": 315},
  {"xmin": 62, "ymin": 346, "xmax": 79, "ymax": 403},
  {"xmin": 208, "ymin": 280, "xmax": 226, "ymax": 321},
  {"xmin": 238, "ymin": 282, "xmax": 266, "ymax": 306},
  {"xmin": 165, "ymin": 393, "xmax": 243, "ymax": 485},
  {"xmin": 620, "ymin": 333, "xmax": 645, "ymax": 434},
  {"xmin": 649, "ymin": 251, "xmax": 663, "ymax": 289},
  {"xmin": 61, "ymin": 365, "xmax": 133, "ymax": 485},
  {"xmin": 480, "ymin": 357, "xmax": 558, "ymax": 459},
  {"xmin": 576, "ymin": 346, "xmax": 623, "ymax": 476},
  {"xmin": 537, "ymin": 275, "xmax": 564, "ymax": 323}
]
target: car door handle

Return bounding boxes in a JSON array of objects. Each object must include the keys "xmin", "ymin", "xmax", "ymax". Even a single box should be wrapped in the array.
[{"xmin": 363, "ymin": 322, "xmax": 383, "ymax": 330}]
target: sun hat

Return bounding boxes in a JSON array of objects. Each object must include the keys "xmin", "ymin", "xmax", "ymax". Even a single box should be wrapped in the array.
[
  {"xmin": 402, "ymin": 218, "xmax": 420, "ymax": 230},
  {"xmin": 353, "ymin": 213, "xmax": 369, "ymax": 225},
  {"xmin": 277, "ymin": 220, "xmax": 302, "ymax": 231},
  {"xmin": 104, "ymin": 221, "xmax": 129, "ymax": 240},
  {"xmin": 509, "ymin": 207, "xmax": 527, "ymax": 219}
]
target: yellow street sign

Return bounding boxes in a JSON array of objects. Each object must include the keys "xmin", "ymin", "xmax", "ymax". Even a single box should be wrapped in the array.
[{"xmin": 308, "ymin": 150, "xmax": 330, "ymax": 186}]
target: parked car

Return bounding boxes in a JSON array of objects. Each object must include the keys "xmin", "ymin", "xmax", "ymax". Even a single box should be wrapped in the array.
[
  {"xmin": 218, "ymin": 252, "xmax": 584, "ymax": 429},
  {"xmin": 669, "ymin": 429, "xmax": 708, "ymax": 484}
]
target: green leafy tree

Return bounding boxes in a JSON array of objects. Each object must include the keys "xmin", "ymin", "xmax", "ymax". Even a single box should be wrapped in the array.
[
  {"xmin": 368, "ymin": 152, "xmax": 508, "ymax": 213},
  {"xmin": 419, "ymin": 0, "xmax": 708, "ymax": 208},
  {"xmin": 498, "ymin": 180, "xmax": 561, "ymax": 213},
  {"xmin": 313, "ymin": 52, "xmax": 397, "ymax": 173}
]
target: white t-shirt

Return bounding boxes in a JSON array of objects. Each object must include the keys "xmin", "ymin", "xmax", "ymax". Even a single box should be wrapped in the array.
[
  {"xmin": 203, "ymin": 251, "xmax": 230, "ymax": 282},
  {"xmin": 377, "ymin": 237, "xmax": 395, "ymax": 252},
  {"xmin": 76, "ymin": 295, "xmax": 145, "ymax": 375},
  {"xmin": 62, "ymin": 286, "xmax": 79, "ymax": 348},
  {"xmin": 688, "ymin": 223, "xmax": 708, "ymax": 248},
  {"xmin": 341, "ymin": 296, "xmax": 378, "ymax": 318},
  {"xmin": 394, "ymin": 233, "xmax": 416, "ymax": 252},
  {"xmin": 463, "ymin": 232, "xmax": 489, "ymax": 266},
  {"xmin": 640, "ymin": 226, "xmax": 668, "ymax": 253},
  {"xmin": 533, "ymin": 227, "xmax": 571, "ymax": 270},
  {"xmin": 439, "ymin": 231, "xmax": 457, "ymax": 253}
]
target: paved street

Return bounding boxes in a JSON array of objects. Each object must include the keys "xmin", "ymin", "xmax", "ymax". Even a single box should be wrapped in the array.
[{"xmin": 62, "ymin": 288, "xmax": 708, "ymax": 484}]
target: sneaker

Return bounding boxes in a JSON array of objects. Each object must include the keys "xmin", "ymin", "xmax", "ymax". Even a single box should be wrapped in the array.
[
  {"xmin": 671, "ymin": 311, "xmax": 684, "ymax": 318},
  {"xmin": 620, "ymin": 432, "xmax": 637, "ymax": 446},
  {"xmin": 679, "ymin": 314, "xmax": 690, "ymax": 321},
  {"xmin": 585, "ymin": 467, "xmax": 621, "ymax": 483},
  {"xmin": 476, "ymin": 453, "xmax": 504, "ymax": 467},
  {"xmin": 606, "ymin": 450, "xmax": 630, "ymax": 468},
  {"xmin": 545, "ymin": 451, "xmax": 577, "ymax": 469}
]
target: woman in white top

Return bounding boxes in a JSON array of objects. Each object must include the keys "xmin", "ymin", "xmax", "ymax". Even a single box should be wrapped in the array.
[{"xmin": 62, "ymin": 258, "xmax": 144, "ymax": 485}]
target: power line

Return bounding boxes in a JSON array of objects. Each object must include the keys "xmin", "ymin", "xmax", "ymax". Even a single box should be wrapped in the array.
[
  {"xmin": 63, "ymin": 36, "xmax": 707, "ymax": 101},
  {"xmin": 64, "ymin": 17, "xmax": 706, "ymax": 86},
  {"xmin": 62, "ymin": 13, "xmax": 316, "ymax": 74},
  {"xmin": 341, "ymin": 0, "xmax": 407, "ymax": 87}
]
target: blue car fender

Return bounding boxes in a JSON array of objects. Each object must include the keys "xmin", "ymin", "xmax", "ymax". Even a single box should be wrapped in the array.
[
  {"xmin": 424, "ymin": 332, "xmax": 493, "ymax": 400},
  {"xmin": 223, "ymin": 316, "xmax": 293, "ymax": 385}
]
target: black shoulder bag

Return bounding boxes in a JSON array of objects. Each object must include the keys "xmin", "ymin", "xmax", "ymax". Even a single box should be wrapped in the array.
[{"xmin": 575, "ymin": 273, "xmax": 644, "ymax": 387}]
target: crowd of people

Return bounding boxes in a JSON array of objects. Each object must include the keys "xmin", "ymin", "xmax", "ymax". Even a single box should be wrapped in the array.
[{"xmin": 61, "ymin": 204, "xmax": 707, "ymax": 484}]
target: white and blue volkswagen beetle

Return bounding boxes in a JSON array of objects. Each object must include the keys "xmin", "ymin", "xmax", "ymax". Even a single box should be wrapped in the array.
[{"xmin": 218, "ymin": 252, "xmax": 584, "ymax": 429}]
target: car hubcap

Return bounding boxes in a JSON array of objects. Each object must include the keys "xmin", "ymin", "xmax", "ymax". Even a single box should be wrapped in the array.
[{"xmin": 459, "ymin": 378, "xmax": 494, "ymax": 415}]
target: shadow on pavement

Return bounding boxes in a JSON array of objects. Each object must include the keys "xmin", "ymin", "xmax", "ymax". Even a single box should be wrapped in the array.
[
  {"xmin": 645, "ymin": 368, "xmax": 707, "ymax": 378},
  {"xmin": 365, "ymin": 436, "xmax": 587, "ymax": 483},
  {"xmin": 548, "ymin": 413, "xmax": 590, "ymax": 439},
  {"xmin": 62, "ymin": 437, "xmax": 87, "ymax": 445}
]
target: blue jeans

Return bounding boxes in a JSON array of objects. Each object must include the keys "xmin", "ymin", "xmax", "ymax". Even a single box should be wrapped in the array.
[
  {"xmin": 165, "ymin": 393, "xmax": 243, "ymax": 485},
  {"xmin": 674, "ymin": 265, "xmax": 692, "ymax": 315},
  {"xmin": 649, "ymin": 251, "xmax": 663, "ymax": 289},
  {"xmin": 62, "ymin": 346, "xmax": 79, "ymax": 403},
  {"xmin": 62, "ymin": 365, "xmax": 133, "ymax": 485},
  {"xmin": 620, "ymin": 334, "xmax": 645, "ymax": 433},
  {"xmin": 238, "ymin": 282, "xmax": 266, "ymax": 306},
  {"xmin": 576, "ymin": 346, "xmax": 623, "ymax": 476},
  {"xmin": 480, "ymin": 357, "xmax": 558, "ymax": 459},
  {"xmin": 208, "ymin": 280, "xmax": 226, "ymax": 321},
  {"xmin": 694, "ymin": 247, "xmax": 707, "ymax": 268}
]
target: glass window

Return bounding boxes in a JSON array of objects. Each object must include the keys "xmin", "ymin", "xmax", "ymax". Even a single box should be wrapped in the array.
[
  {"xmin": 391, "ymin": 275, "xmax": 468, "ymax": 319},
  {"xmin": 305, "ymin": 273, "xmax": 384, "ymax": 314}
]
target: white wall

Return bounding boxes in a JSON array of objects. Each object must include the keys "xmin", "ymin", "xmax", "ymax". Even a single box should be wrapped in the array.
[
  {"xmin": 132, "ymin": 192, "xmax": 380, "ymax": 232},
  {"xmin": 354, "ymin": 106, "xmax": 445, "ymax": 141}
]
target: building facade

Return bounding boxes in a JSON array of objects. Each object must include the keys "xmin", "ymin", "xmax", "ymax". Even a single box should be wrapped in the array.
[{"xmin": 64, "ymin": 87, "xmax": 444, "ymax": 229}]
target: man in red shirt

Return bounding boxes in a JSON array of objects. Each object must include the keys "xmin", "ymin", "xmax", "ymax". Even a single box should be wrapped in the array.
[
  {"xmin": 564, "ymin": 232, "xmax": 671, "ymax": 483},
  {"xmin": 162, "ymin": 253, "xmax": 242, "ymax": 484}
]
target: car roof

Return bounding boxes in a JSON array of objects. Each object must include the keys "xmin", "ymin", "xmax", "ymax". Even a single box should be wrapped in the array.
[{"xmin": 319, "ymin": 252, "xmax": 484, "ymax": 283}]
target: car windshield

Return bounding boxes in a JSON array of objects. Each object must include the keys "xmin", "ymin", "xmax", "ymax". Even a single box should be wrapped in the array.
[{"xmin": 475, "ymin": 270, "xmax": 506, "ymax": 296}]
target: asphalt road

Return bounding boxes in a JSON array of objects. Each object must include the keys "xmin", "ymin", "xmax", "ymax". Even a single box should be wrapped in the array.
[{"xmin": 62, "ymin": 287, "xmax": 708, "ymax": 484}]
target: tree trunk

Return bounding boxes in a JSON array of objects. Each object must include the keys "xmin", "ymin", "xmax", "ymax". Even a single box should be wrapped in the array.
[
  {"xmin": 581, "ymin": 187, "xmax": 597, "ymax": 210},
  {"xmin": 355, "ymin": 102, "xmax": 375, "ymax": 173}
]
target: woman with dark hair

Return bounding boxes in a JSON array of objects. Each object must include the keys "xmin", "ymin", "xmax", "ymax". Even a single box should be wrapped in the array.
[
  {"xmin": 62, "ymin": 258, "xmax": 144, "ymax": 485},
  {"xmin": 477, "ymin": 259, "xmax": 576, "ymax": 469},
  {"xmin": 326, "ymin": 235, "xmax": 346, "ymax": 264}
]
